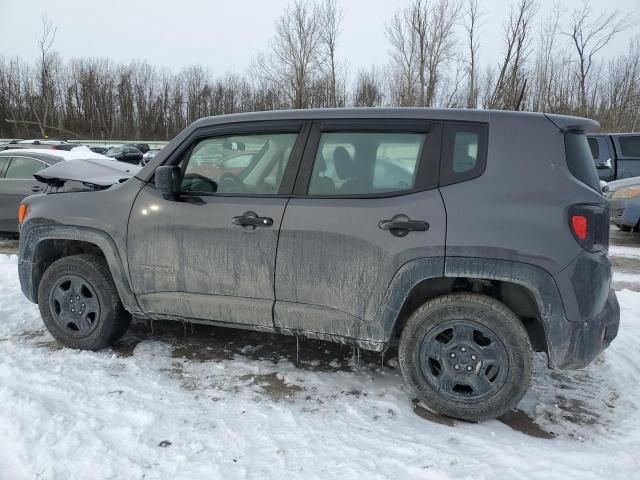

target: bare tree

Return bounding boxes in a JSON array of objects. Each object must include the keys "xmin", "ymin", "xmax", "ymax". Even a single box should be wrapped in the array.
[
  {"xmin": 353, "ymin": 67, "xmax": 384, "ymax": 107},
  {"xmin": 462, "ymin": 0, "xmax": 481, "ymax": 108},
  {"xmin": 320, "ymin": 0, "xmax": 343, "ymax": 107},
  {"xmin": 387, "ymin": 0, "xmax": 459, "ymax": 107},
  {"xmin": 563, "ymin": 1, "xmax": 635, "ymax": 116},
  {"xmin": 386, "ymin": 8, "xmax": 419, "ymax": 106},
  {"xmin": 33, "ymin": 13, "xmax": 58, "ymax": 137},
  {"xmin": 253, "ymin": 0, "xmax": 324, "ymax": 109},
  {"xmin": 487, "ymin": 0, "xmax": 536, "ymax": 110}
]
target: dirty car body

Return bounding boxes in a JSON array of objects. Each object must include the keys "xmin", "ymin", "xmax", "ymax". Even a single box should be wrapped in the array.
[{"xmin": 17, "ymin": 108, "xmax": 619, "ymax": 421}]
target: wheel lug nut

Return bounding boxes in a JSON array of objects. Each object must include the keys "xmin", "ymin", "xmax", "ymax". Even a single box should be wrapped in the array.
[
  {"xmin": 461, "ymin": 347, "xmax": 466, "ymax": 352},
  {"xmin": 76, "ymin": 296, "xmax": 80, "ymax": 300},
  {"xmin": 71, "ymin": 308, "xmax": 75, "ymax": 312},
  {"xmin": 471, "ymin": 355, "xmax": 477, "ymax": 360},
  {"xmin": 69, "ymin": 299, "xmax": 73, "ymax": 303},
  {"xmin": 467, "ymin": 366, "xmax": 472, "ymax": 371},
  {"xmin": 450, "ymin": 353, "xmax": 456, "ymax": 358},
  {"xmin": 454, "ymin": 365, "xmax": 460, "ymax": 370}
]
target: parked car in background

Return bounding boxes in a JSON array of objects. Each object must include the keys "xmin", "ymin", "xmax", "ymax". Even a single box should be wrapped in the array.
[
  {"xmin": 0, "ymin": 148, "xmax": 107, "ymax": 231},
  {"xmin": 588, "ymin": 133, "xmax": 640, "ymax": 181},
  {"xmin": 0, "ymin": 139, "xmax": 75, "ymax": 151},
  {"xmin": 17, "ymin": 108, "xmax": 619, "ymax": 422},
  {"xmin": 605, "ymin": 176, "xmax": 640, "ymax": 199},
  {"xmin": 105, "ymin": 146, "xmax": 143, "ymax": 164},
  {"xmin": 141, "ymin": 148, "xmax": 161, "ymax": 166},
  {"xmin": 123, "ymin": 143, "xmax": 150, "ymax": 154},
  {"xmin": 609, "ymin": 186, "xmax": 640, "ymax": 233},
  {"xmin": 89, "ymin": 146, "xmax": 109, "ymax": 154}
]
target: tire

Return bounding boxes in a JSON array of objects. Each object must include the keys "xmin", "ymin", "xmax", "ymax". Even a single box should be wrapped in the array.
[
  {"xmin": 399, "ymin": 293, "xmax": 532, "ymax": 422},
  {"xmin": 37, "ymin": 254, "xmax": 131, "ymax": 350}
]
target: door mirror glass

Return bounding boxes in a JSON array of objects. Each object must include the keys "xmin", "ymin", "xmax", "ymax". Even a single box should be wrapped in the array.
[{"xmin": 155, "ymin": 165, "xmax": 181, "ymax": 197}]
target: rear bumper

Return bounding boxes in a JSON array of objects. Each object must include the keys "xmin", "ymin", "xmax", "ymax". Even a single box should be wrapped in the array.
[{"xmin": 552, "ymin": 289, "xmax": 619, "ymax": 369}]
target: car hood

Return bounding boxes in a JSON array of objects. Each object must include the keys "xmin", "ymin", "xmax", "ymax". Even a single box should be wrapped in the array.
[{"xmin": 34, "ymin": 158, "xmax": 142, "ymax": 188}]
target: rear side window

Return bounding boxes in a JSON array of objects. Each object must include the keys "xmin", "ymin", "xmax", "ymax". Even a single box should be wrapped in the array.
[
  {"xmin": 564, "ymin": 132, "xmax": 600, "ymax": 191},
  {"xmin": 308, "ymin": 132, "xmax": 424, "ymax": 195},
  {"xmin": 619, "ymin": 136, "xmax": 640, "ymax": 157},
  {"xmin": 587, "ymin": 137, "xmax": 600, "ymax": 160},
  {"xmin": 5, "ymin": 157, "xmax": 47, "ymax": 179},
  {"xmin": 440, "ymin": 123, "xmax": 487, "ymax": 186}
]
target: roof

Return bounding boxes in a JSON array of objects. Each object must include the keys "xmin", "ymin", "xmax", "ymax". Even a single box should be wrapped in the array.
[
  {"xmin": 0, "ymin": 148, "xmax": 111, "ymax": 162},
  {"xmin": 187, "ymin": 108, "xmax": 600, "ymax": 132}
]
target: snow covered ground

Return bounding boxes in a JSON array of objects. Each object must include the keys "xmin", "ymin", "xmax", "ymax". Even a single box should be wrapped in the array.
[{"xmin": 1, "ymin": 249, "xmax": 640, "ymax": 479}]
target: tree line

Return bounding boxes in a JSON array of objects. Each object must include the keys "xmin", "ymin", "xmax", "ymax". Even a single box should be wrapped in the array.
[{"xmin": 0, "ymin": 0, "xmax": 638, "ymax": 141}]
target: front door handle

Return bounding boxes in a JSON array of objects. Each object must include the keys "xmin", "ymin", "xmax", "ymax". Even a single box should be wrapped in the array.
[
  {"xmin": 378, "ymin": 214, "xmax": 429, "ymax": 237},
  {"xmin": 232, "ymin": 211, "xmax": 274, "ymax": 228},
  {"xmin": 31, "ymin": 185, "xmax": 44, "ymax": 193}
]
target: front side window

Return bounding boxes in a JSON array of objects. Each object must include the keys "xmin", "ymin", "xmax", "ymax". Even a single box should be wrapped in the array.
[
  {"xmin": 4, "ymin": 157, "xmax": 47, "ymax": 179},
  {"xmin": 182, "ymin": 133, "xmax": 297, "ymax": 195},
  {"xmin": 308, "ymin": 132, "xmax": 424, "ymax": 195}
]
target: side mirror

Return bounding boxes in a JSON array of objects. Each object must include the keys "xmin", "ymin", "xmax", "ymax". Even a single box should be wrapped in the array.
[{"xmin": 155, "ymin": 165, "xmax": 181, "ymax": 198}]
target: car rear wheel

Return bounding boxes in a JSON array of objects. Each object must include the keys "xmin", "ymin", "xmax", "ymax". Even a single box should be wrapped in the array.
[
  {"xmin": 399, "ymin": 293, "xmax": 532, "ymax": 422},
  {"xmin": 38, "ymin": 254, "xmax": 131, "ymax": 350}
]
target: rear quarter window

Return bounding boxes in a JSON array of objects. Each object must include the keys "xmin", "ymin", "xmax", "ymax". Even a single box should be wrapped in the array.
[
  {"xmin": 564, "ymin": 132, "xmax": 600, "ymax": 191},
  {"xmin": 439, "ymin": 123, "xmax": 488, "ymax": 186}
]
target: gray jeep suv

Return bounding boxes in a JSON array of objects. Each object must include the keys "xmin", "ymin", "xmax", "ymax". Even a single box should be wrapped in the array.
[{"xmin": 17, "ymin": 109, "xmax": 619, "ymax": 421}]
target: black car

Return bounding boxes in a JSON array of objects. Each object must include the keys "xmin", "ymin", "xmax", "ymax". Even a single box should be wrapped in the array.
[
  {"xmin": 123, "ymin": 143, "xmax": 151, "ymax": 154},
  {"xmin": 105, "ymin": 146, "xmax": 144, "ymax": 164}
]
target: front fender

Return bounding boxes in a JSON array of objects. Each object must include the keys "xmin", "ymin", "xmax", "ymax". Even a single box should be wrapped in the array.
[{"xmin": 18, "ymin": 221, "xmax": 142, "ymax": 315}]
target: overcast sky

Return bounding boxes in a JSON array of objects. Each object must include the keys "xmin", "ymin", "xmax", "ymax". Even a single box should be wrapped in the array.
[{"xmin": 1, "ymin": 0, "xmax": 637, "ymax": 76}]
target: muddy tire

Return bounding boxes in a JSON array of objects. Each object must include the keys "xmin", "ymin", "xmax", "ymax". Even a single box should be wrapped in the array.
[
  {"xmin": 399, "ymin": 293, "xmax": 532, "ymax": 422},
  {"xmin": 38, "ymin": 254, "xmax": 131, "ymax": 350}
]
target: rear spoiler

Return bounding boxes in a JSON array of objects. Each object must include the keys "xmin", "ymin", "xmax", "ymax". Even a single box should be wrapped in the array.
[{"xmin": 544, "ymin": 113, "xmax": 600, "ymax": 134}]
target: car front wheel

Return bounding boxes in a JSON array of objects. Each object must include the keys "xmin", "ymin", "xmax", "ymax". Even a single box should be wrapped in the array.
[
  {"xmin": 38, "ymin": 254, "xmax": 131, "ymax": 350},
  {"xmin": 399, "ymin": 293, "xmax": 532, "ymax": 422}
]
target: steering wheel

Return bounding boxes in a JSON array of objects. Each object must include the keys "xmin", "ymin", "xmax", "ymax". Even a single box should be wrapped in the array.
[
  {"xmin": 182, "ymin": 173, "xmax": 219, "ymax": 193},
  {"xmin": 218, "ymin": 172, "xmax": 247, "ymax": 193}
]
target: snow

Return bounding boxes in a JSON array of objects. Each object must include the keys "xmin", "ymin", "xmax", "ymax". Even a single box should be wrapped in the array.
[
  {"xmin": 0, "ymin": 148, "xmax": 110, "ymax": 161},
  {"xmin": 1, "ymin": 254, "xmax": 640, "ymax": 479}
]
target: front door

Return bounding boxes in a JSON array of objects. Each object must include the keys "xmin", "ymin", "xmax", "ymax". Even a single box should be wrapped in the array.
[
  {"xmin": 274, "ymin": 120, "xmax": 447, "ymax": 339},
  {"xmin": 127, "ymin": 123, "xmax": 306, "ymax": 327}
]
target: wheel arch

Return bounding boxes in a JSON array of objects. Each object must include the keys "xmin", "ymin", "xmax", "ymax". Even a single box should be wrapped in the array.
[
  {"xmin": 377, "ymin": 257, "xmax": 569, "ymax": 366},
  {"xmin": 19, "ymin": 223, "xmax": 142, "ymax": 315}
]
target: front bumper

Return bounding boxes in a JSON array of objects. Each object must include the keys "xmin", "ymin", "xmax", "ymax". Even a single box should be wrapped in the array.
[
  {"xmin": 552, "ymin": 289, "xmax": 620, "ymax": 369},
  {"xmin": 609, "ymin": 198, "xmax": 640, "ymax": 229}
]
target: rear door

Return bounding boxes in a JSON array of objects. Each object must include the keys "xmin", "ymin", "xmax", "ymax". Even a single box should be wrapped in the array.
[
  {"xmin": 127, "ymin": 121, "xmax": 308, "ymax": 327},
  {"xmin": 274, "ymin": 120, "xmax": 446, "ymax": 338},
  {"xmin": 0, "ymin": 156, "xmax": 47, "ymax": 231}
]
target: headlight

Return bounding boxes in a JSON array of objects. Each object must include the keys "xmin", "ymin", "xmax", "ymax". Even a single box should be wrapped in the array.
[{"xmin": 612, "ymin": 187, "xmax": 640, "ymax": 199}]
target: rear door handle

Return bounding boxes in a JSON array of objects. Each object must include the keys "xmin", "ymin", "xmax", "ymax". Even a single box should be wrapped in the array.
[
  {"xmin": 378, "ymin": 214, "xmax": 429, "ymax": 237},
  {"xmin": 232, "ymin": 211, "xmax": 274, "ymax": 228}
]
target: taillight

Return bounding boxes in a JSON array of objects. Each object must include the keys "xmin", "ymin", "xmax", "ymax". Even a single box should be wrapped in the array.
[
  {"xmin": 571, "ymin": 215, "xmax": 588, "ymax": 240},
  {"xmin": 18, "ymin": 204, "xmax": 29, "ymax": 225},
  {"xmin": 568, "ymin": 204, "xmax": 608, "ymax": 252}
]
